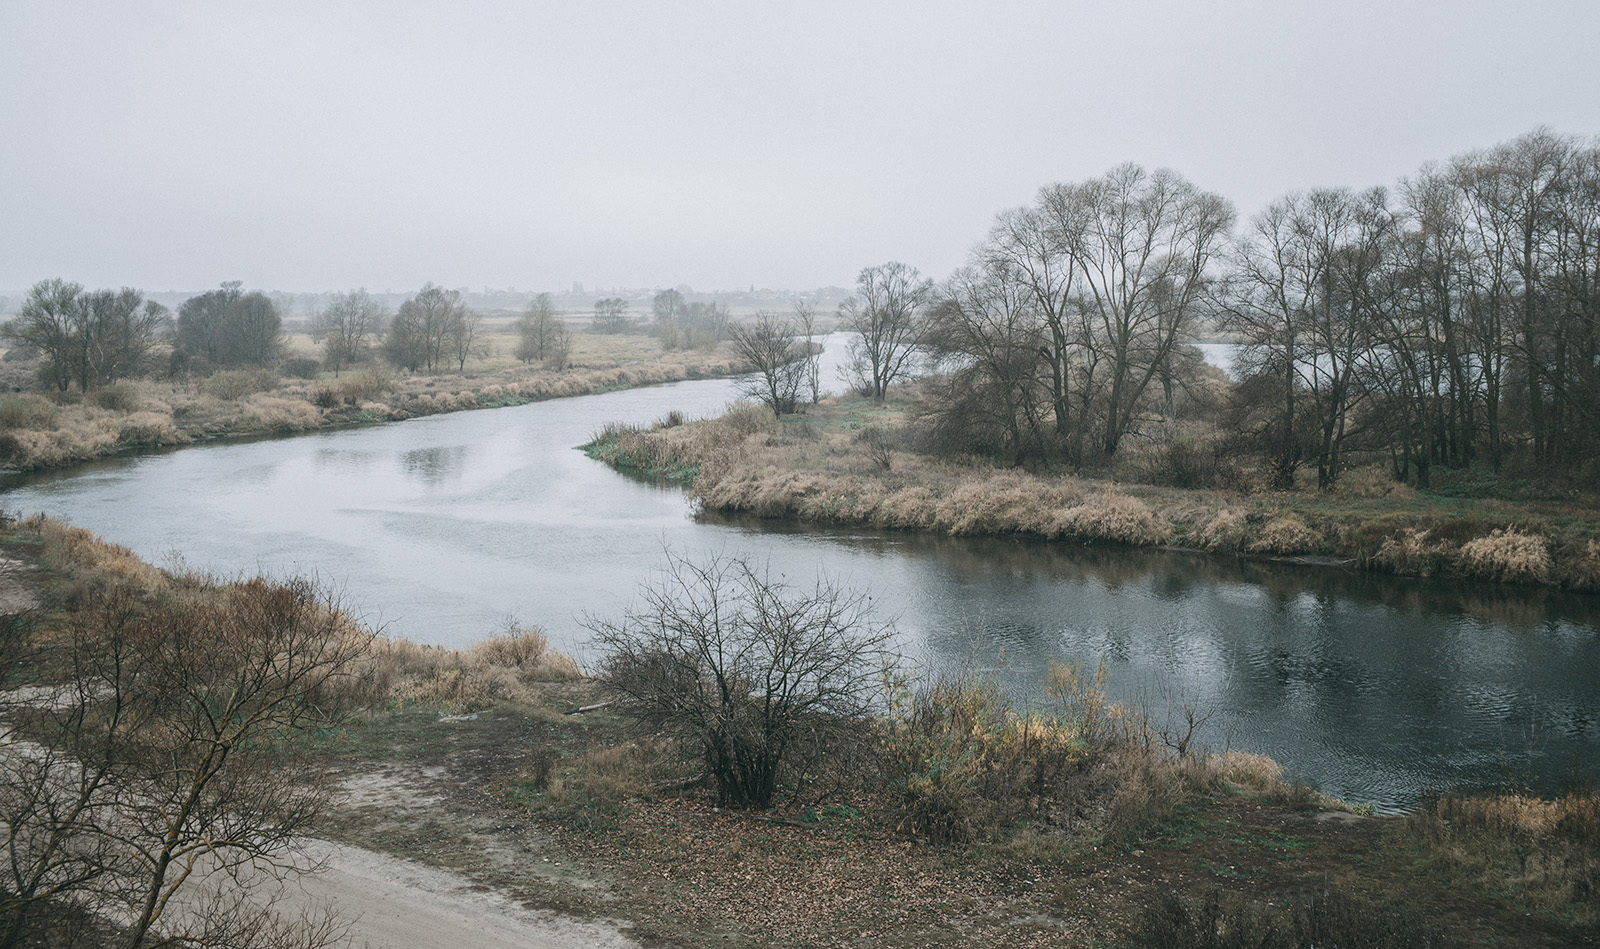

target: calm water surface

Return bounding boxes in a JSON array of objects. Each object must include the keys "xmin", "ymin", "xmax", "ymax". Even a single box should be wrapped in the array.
[{"xmin": 5, "ymin": 351, "xmax": 1596, "ymax": 810}]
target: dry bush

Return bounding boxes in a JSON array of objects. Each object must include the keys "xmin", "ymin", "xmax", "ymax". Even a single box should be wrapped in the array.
[
  {"xmin": 534, "ymin": 738, "xmax": 677, "ymax": 820},
  {"xmin": 881, "ymin": 662, "xmax": 1159, "ymax": 845},
  {"xmin": 0, "ymin": 393, "xmax": 58, "ymax": 429},
  {"xmin": 1456, "ymin": 529, "xmax": 1551, "ymax": 584},
  {"xmin": 1558, "ymin": 540, "xmax": 1600, "ymax": 591},
  {"xmin": 1249, "ymin": 514, "xmax": 1322, "ymax": 555},
  {"xmin": 308, "ymin": 383, "xmax": 341, "ymax": 409},
  {"xmin": 1410, "ymin": 789, "xmax": 1600, "ymax": 924},
  {"xmin": 378, "ymin": 638, "xmax": 515, "ymax": 712},
  {"xmin": 378, "ymin": 626, "xmax": 581, "ymax": 712},
  {"xmin": 1371, "ymin": 527, "xmax": 1448, "ymax": 577},
  {"xmin": 1197, "ymin": 508, "xmax": 1248, "ymax": 551},
  {"xmin": 237, "ymin": 394, "xmax": 320, "ymax": 433},
  {"xmin": 86, "ymin": 383, "xmax": 142, "ymax": 412},
  {"xmin": 1213, "ymin": 750, "xmax": 1285, "ymax": 790},
  {"xmin": 199, "ymin": 368, "xmax": 279, "ymax": 401},
  {"xmin": 30, "ymin": 515, "xmax": 168, "ymax": 592},
  {"xmin": 1052, "ymin": 488, "xmax": 1171, "ymax": 545},
  {"xmin": 465, "ymin": 622, "xmax": 581, "ymax": 681},
  {"xmin": 115, "ymin": 411, "xmax": 183, "ymax": 448}
]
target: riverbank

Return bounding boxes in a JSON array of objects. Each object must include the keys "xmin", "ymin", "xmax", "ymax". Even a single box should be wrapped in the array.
[
  {"xmin": 5, "ymin": 518, "xmax": 1594, "ymax": 947},
  {"xmin": 583, "ymin": 394, "xmax": 1600, "ymax": 593},
  {"xmin": 0, "ymin": 334, "xmax": 747, "ymax": 473}
]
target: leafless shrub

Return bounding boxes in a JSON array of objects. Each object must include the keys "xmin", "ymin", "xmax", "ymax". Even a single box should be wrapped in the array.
[
  {"xmin": 855, "ymin": 424, "xmax": 898, "ymax": 470},
  {"xmin": 1, "ymin": 571, "xmax": 377, "ymax": 949},
  {"xmin": 587, "ymin": 551, "xmax": 896, "ymax": 809}
]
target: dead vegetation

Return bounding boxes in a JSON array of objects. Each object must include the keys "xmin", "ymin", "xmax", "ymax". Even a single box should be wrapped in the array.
[
  {"xmin": 0, "ymin": 336, "xmax": 746, "ymax": 473},
  {"xmin": 586, "ymin": 392, "xmax": 1600, "ymax": 591},
  {"xmin": 1410, "ymin": 789, "xmax": 1600, "ymax": 927}
]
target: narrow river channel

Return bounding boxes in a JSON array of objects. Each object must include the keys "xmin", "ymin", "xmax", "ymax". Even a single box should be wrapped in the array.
[{"xmin": 4, "ymin": 347, "xmax": 1596, "ymax": 811}]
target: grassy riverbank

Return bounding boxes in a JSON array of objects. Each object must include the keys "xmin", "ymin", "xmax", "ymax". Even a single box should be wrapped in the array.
[
  {"xmin": 4, "ymin": 518, "xmax": 1595, "ymax": 946},
  {"xmin": 583, "ymin": 393, "xmax": 1600, "ymax": 593},
  {"xmin": 0, "ymin": 334, "xmax": 746, "ymax": 473}
]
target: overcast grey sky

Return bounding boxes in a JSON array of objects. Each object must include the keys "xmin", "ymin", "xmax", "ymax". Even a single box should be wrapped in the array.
[{"xmin": 2, "ymin": 1, "xmax": 1596, "ymax": 295}]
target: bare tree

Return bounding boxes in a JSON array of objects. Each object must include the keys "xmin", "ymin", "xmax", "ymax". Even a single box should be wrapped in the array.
[
  {"xmin": 514, "ymin": 293, "xmax": 563, "ymax": 363},
  {"xmin": 838, "ymin": 262, "xmax": 933, "ymax": 401},
  {"xmin": 1051, "ymin": 164, "xmax": 1234, "ymax": 455},
  {"xmin": 385, "ymin": 284, "xmax": 466, "ymax": 371},
  {"xmin": 2, "ymin": 281, "xmax": 167, "ymax": 392},
  {"xmin": 586, "ymin": 552, "xmax": 896, "ymax": 809},
  {"xmin": 445, "ymin": 306, "xmax": 484, "ymax": 371},
  {"xmin": 982, "ymin": 202, "xmax": 1081, "ymax": 438},
  {"xmin": 728, "ymin": 310, "xmax": 806, "ymax": 417},
  {"xmin": 922, "ymin": 263, "xmax": 1053, "ymax": 462},
  {"xmin": 175, "ymin": 283, "xmax": 282, "ymax": 370},
  {"xmin": 793, "ymin": 300, "xmax": 822, "ymax": 404},
  {"xmin": 1, "ymin": 576, "xmax": 373, "ymax": 949},
  {"xmin": 590, "ymin": 297, "xmax": 632, "ymax": 334},
  {"xmin": 310, "ymin": 289, "xmax": 386, "ymax": 376}
]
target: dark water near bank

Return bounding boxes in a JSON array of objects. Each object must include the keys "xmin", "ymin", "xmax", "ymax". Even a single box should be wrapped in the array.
[{"xmin": 5, "ymin": 350, "xmax": 1596, "ymax": 810}]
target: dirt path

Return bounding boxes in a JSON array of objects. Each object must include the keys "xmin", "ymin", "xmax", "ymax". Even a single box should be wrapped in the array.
[{"xmin": 269, "ymin": 838, "xmax": 641, "ymax": 949}]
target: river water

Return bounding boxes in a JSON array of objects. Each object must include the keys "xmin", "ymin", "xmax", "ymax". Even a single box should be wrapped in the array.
[{"xmin": 4, "ymin": 347, "xmax": 1596, "ymax": 810}]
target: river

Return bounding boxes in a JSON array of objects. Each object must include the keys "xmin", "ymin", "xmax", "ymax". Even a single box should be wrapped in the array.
[{"xmin": 4, "ymin": 343, "xmax": 1596, "ymax": 811}]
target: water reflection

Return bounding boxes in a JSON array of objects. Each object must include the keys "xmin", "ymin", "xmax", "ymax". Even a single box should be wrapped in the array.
[{"xmin": 400, "ymin": 445, "xmax": 468, "ymax": 486}]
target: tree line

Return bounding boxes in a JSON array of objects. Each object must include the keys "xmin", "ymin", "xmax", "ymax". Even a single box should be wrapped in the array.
[
  {"xmin": 830, "ymin": 127, "xmax": 1600, "ymax": 488},
  {"xmin": 0, "ymin": 282, "xmax": 590, "ymax": 388}
]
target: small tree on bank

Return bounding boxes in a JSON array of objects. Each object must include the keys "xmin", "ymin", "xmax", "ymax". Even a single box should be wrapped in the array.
[
  {"xmin": 586, "ymin": 552, "xmax": 896, "ymax": 809},
  {"xmin": 311, "ymin": 289, "xmax": 387, "ymax": 375},
  {"xmin": 728, "ymin": 310, "xmax": 808, "ymax": 418}
]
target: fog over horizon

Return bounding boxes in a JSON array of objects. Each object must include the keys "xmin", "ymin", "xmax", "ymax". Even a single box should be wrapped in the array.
[{"xmin": 3, "ymin": 1, "xmax": 1597, "ymax": 297}]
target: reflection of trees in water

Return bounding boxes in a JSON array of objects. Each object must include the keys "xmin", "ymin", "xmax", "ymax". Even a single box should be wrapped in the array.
[
  {"xmin": 312, "ymin": 447, "xmax": 383, "ymax": 474},
  {"xmin": 400, "ymin": 445, "xmax": 467, "ymax": 486},
  {"xmin": 697, "ymin": 510, "xmax": 1600, "ymax": 633}
]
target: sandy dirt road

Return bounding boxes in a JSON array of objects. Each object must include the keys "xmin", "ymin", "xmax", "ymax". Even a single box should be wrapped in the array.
[{"xmin": 262, "ymin": 838, "xmax": 642, "ymax": 949}]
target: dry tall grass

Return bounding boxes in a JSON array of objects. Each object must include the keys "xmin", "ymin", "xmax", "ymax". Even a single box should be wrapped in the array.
[
  {"xmin": 588, "ymin": 399, "xmax": 1600, "ymax": 589},
  {"xmin": 880, "ymin": 664, "xmax": 1297, "ymax": 846},
  {"xmin": 1410, "ymin": 789, "xmax": 1600, "ymax": 924},
  {"xmin": 377, "ymin": 622, "xmax": 581, "ymax": 713},
  {"xmin": 1456, "ymin": 529, "xmax": 1552, "ymax": 584},
  {"xmin": 0, "ymin": 340, "xmax": 748, "ymax": 473}
]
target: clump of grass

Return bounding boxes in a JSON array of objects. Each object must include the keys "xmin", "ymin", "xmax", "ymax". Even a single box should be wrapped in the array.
[
  {"xmin": 1054, "ymin": 487, "xmax": 1171, "ymax": 545},
  {"xmin": 1336, "ymin": 463, "xmax": 1422, "ymax": 500},
  {"xmin": 86, "ymin": 383, "xmax": 142, "ymax": 412},
  {"xmin": 1371, "ymin": 526, "xmax": 1446, "ymax": 576},
  {"xmin": 1561, "ymin": 540, "xmax": 1600, "ymax": 591},
  {"xmin": 465, "ymin": 620, "xmax": 581, "ymax": 681},
  {"xmin": 1197, "ymin": 508, "xmax": 1248, "ymax": 551},
  {"xmin": 1410, "ymin": 788, "xmax": 1600, "ymax": 925},
  {"xmin": 1455, "ymin": 529, "xmax": 1551, "ymax": 584},
  {"xmin": 1249, "ymin": 514, "xmax": 1322, "ymax": 555},
  {"xmin": 377, "ymin": 623, "xmax": 581, "ymax": 713}
]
